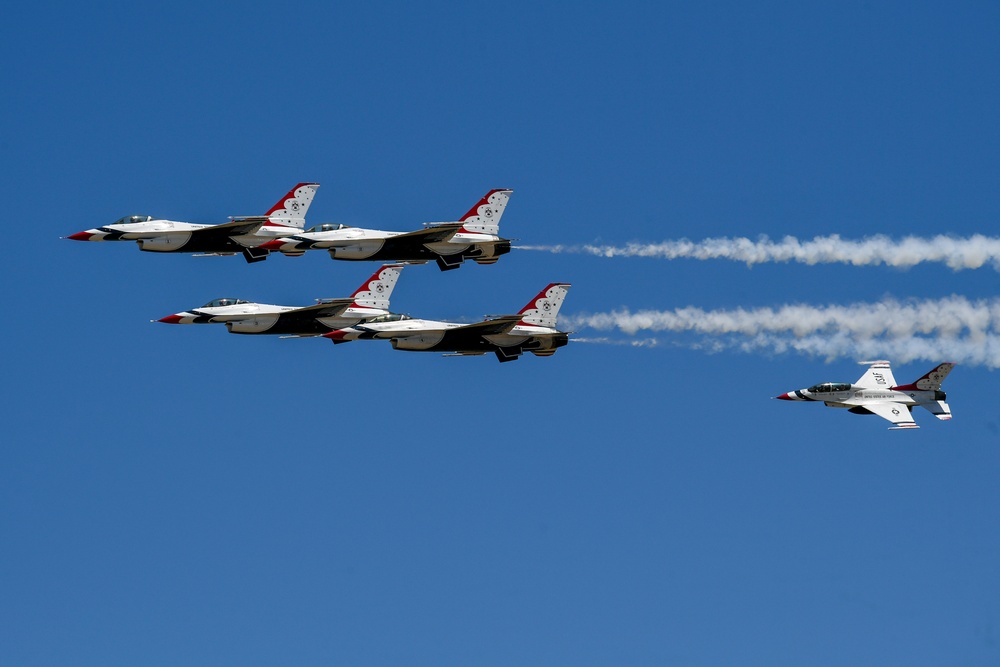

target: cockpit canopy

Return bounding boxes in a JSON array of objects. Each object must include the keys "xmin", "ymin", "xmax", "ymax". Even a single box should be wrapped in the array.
[
  {"xmin": 201, "ymin": 298, "xmax": 249, "ymax": 308},
  {"xmin": 112, "ymin": 215, "xmax": 154, "ymax": 225},
  {"xmin": 365, "ymin": 313, "xmax": 411, "ymax": 323},
  {"xmin": 305, "ymin": 223, "xmax": 350, "ymax": 233},
  {"xmin": 807, "ymin": 382, "xmax": 852, "ymax": 393}
]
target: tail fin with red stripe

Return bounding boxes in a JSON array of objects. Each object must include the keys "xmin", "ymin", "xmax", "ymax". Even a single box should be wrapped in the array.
[{"xmin": 517, "ymin": 283, "xmax": 571, "ymax": 328}]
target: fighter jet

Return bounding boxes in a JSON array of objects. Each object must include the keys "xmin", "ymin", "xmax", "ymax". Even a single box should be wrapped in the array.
[
  {"xmin": 323, "ymin": 282, "xmax": 572, "ymax": 362},
  {"xmin": 775, "ymin": 360, "xmax": 955, "ymax": 430},
  {"xmin": 257, "ymin": 188, "xmax": 513, "ymax": 271},
  {"xmin": 66, "ymin": 183, "xmax": 319, "ymax": 263},
  {"xmin": 155, "ymin": 264, "xmax": 404, "ymax": 336}
]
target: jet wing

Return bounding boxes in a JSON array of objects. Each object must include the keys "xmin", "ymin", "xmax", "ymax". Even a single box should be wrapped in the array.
[
  {"xmin": 384, "ymin": 315, "xmax": 523, "ymax": 340},
  {"xmin": 864, "ymin": 402, "xmax": 919, "ymax": 430},
  {"xmin": 445, "ymin": 315, "xmax": 523, "ymax": 337},
  {"xmin": 277, "ymin": 299, "xmax": 355, "ymax": 319},
  {"xmin": 386, "ymin": 223, "xmax": 464, "ymax": 244},
  {"xmin": 192, "ymin": 217, "xmax": 269, "ymax": 244},
  {"xmin": 855, "ymin": 361, "xmax": 897, "ymax": 389}
]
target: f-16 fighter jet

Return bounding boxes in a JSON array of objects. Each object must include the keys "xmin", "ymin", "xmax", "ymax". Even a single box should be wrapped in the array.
[
  {"xmin": 257, "ymin": 188, "xmax": 513, "ymax": 271},
  {"xmin": 775, "ymin": 360, "xmax": 955, "ymax": 430},
  {"xmin": 66, "ymin": 183, "xmax": 319, "ymax": 263},
  {"xmin": 155, "ymin": 264, "xmax": 403, "ymax": 335},
  {"xmin": 324, "ymin": 283, "xmax": 571, "ymax": 362}
]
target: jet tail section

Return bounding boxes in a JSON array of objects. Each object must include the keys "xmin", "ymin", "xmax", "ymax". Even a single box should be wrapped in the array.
[
  {"xmin": 457, "ymin": 189, "xmax": 513, "ymax": 236},
  {"xmin": 264, "ymin": 183, "xmax": 320, "ymax": 228},
  {"xmin": 893, "ymin": 362, "xmax": 956, "ymax": 392},
  {"xmin": 855, "ymin": 360, "xmax": 897, "ymax": 389},
  {"xmin": 517, "ymin": 283, "xmax": 571, "ymax": 328},
  {"xmin": 349, "ymin": 264, "xmax": 404, "ymax": 309}
]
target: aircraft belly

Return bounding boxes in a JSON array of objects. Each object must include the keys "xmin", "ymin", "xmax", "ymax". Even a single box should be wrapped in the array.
[
  {"xmin": 390, "ymin": 331, "xmax": 447, "ymax": 350},
  {"xmin": 316, "ymin": 316, "xmax": 358, "ymax": 330},
  {"xmin": 138, "ymin": 233, "xmax": 256, "ymax": 254},
  {"xmin": 226, "ymin": 314, "xmax": 281, "ymax": 334},
  {"xmin": 370, "ymin": 237, "xmax": 467, "ymax": 262},
  {"xmin": 424, "ymin": 241, "xmax": 470, "ymax": 256},
  {"xmin": 136, "ymin": 232, "xmax": 193, "ymax": 252},
  {"xmin": 230, "ymin": 234, "xmax": 266, "ymax": 248},
  {"xmin": 327, "ymin": 240, "xmax": 385, "ymax": 260},
  {"xmin": 483, "ymin": 333, "xmax": 529, "ymax": 348}
]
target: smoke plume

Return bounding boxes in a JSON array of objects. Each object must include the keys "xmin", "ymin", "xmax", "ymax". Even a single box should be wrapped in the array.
[
  {"xmin": 518, "ymin": 234, "xmax": 1000, "ymax": 271},
  {"xmin": 564, "ymin": 296, "xmax": 1000, "ymax": 367}
]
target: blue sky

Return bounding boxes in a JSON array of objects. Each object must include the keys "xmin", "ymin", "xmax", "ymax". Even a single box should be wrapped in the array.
[{"xmin": 4, "ymin": 2, "xmax": 1000, "ymax": 664}]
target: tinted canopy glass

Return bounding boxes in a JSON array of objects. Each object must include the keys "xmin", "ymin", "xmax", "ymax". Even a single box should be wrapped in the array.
[
  {"xmin": 201, "ymin": 298, "xmax": 248, "ymax": 308},
  {"xmin": 113, "ymin": 215, "xmax": 153, "ymax": 225},
  {"xmin": 807, "ymin": 382, "xmax": 852, "ymax": 393},
  {"xmin": 306, "ymin": 223, "xmax": 349, "ymax": 233},
  {"xmin": 366, "ymin": 313, "xmax": 411, "ymax": 323}
]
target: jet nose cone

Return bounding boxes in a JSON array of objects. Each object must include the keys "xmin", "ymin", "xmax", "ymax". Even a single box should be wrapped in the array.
[
  {"xmin": 157, "ymin": 314, "xmax": 184, "ymax": 324},
  {"xmin": 258, "ymin": 239, "xmax": 286, "ymax": 250},
  {"xmin": 775, "ymin": 392, "xmax": 794, "ymax": 400},
  {"xmin": 66, "ymin": 231, "xmax": 94, "ymax": 241}
]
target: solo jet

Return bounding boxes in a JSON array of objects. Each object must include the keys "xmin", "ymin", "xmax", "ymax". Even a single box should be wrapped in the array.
[
  {"xmin": 257, "ymin": 188, "xmax": 513, "ymax": 271},
  {"xmin": 323, "ymin": 283, "xmax": 571, "ymax": 362},
  {"xmin": 155, "ymin": 264, "xmax": 403, "ymax": 335},
  {"xmin": 775, "ymin": 360, "xmax": 955, "ymax": 430},
  {"xmin": 66, "ymin": 183, "xmax": 319, "ymax": 263}
]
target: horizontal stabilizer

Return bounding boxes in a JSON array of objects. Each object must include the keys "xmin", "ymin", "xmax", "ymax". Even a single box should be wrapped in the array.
[{"xmin": 918, "ymin": 400, "xmax": 953, "ymax": 420}]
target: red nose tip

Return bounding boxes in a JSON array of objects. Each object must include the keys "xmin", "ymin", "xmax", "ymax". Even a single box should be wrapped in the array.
[
  {"xmin": 157, "ymin": 314, "xmax": 183, "ymax": 324},
  {"xmin": 66, "ymin": 231, "xmax": 93, "ymax": 241},
  {"xmin": 775, "ymin": 393, "xmax": 793, "ymax": 400},
  {"xmin": 258, "ymin": 240, "xmax": 286, "ymax": 250},
  {"xmin": 323, "ymin": 330, "xmax": 346, "ymax": 340}
]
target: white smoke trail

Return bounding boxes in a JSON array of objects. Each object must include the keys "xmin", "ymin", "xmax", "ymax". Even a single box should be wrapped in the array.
[
  {"xmin": 735, "ymin": 332, "xmax": 1000, "ymax": 367},
  {"xmin": 564, "ymin": 296, "xmax": 1000, "ymax": 367},
  {"xmin": 517, "ymin": 234, "xmax": 1000, "ymax": 271},
  {"xmin": 573, "ymin": 337, "xmax": 661, "ymax": 348}
]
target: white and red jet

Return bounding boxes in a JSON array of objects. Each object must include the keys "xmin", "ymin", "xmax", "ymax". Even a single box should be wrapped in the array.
[
  {"xmin": 156, "ymin": 264, "xmax": 404, "ymax": 336},
  {"xmin": 776, "ymin": 360, "xmax": 955, "ymax": 430},
  {"xmin": 257, "ymin": 188, "xmax": 513, "ymax": 271},
  {"xmin": 67, "ymin": 183, "xmax": 319, "ymax": 263},
  {"xmin": 324, "ymin": 283, "xmax": 572, "ymax": 362}
]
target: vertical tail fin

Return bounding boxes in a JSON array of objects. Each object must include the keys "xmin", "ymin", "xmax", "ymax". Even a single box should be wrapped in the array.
[
  {"xmin": 265, "ymin": 182, "xmax": 320, "ymax": 228},
  {"xmin": 349, "ymin": 264, "xmax": 404, "ymax": 309},
  {"xmin": 893, "ymin": 362, "xmax": 956, "ymax": 391},
  {"xmin": 457, "ymin": 189, "xmax": 512, "ymax": 236},
  {"xmin": 517, "ymin": 283, "xmax": 571, "ymax": 328}
]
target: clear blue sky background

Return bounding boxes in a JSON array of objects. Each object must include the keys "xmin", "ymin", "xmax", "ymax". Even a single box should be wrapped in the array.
[{"xmin": 4, "ymin": 2, "xmax": 999, "ymax": 665}]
